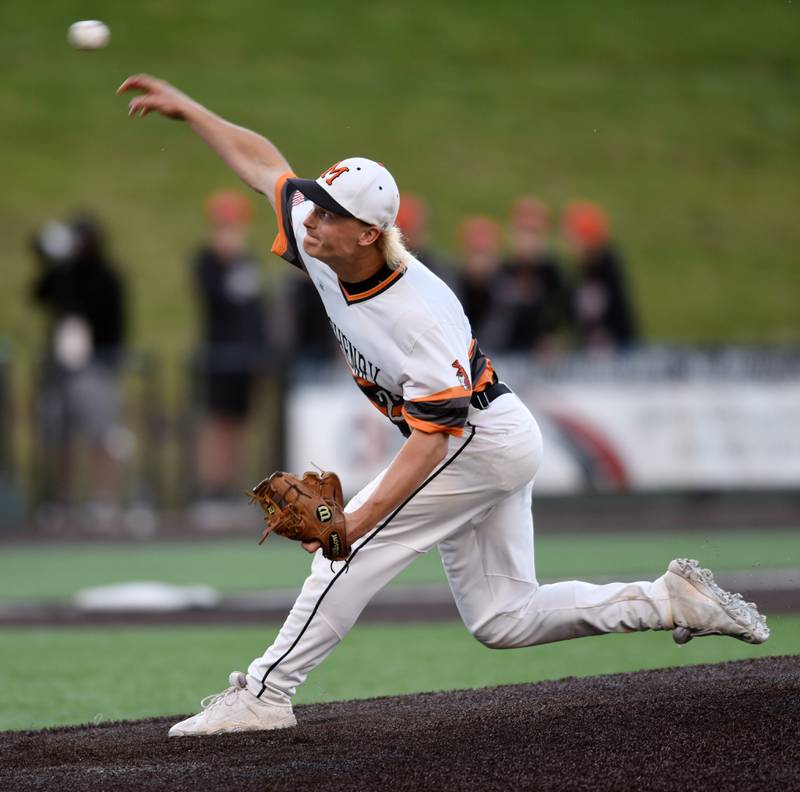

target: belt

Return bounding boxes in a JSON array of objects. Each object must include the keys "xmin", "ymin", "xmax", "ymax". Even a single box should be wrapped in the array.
[{"xmin": 470, "ymin": 381, "xmax": 511, "ymax": 410}]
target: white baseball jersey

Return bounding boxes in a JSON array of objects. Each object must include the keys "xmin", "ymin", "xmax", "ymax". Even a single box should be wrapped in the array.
[{"xmin": 272, "ymin": 171, "xmax": 498, "ymax": 438}]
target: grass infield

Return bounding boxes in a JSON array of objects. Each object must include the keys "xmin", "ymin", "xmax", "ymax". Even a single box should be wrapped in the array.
[
  {"xmin": 0, "ymin": 529, "xmax": 798, "ymax": 601},
  {"xmin": 1, "ymin": 617, "xmax": 798, "ymax": 732}
]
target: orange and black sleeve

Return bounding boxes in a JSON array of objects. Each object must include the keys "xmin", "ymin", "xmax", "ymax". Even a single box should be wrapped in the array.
[
  {"xmin": 401, "ymin": 386, "xmax": 471, "ymax": 437},
  {"xmin": 270, "ymin": 171, "xmax": 305, "ymax": 271}
]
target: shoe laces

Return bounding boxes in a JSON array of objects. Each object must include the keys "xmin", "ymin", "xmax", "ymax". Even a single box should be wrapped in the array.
[{"xmin": 200, "ymin": 671, "xmax": 247, "ymax": 711}]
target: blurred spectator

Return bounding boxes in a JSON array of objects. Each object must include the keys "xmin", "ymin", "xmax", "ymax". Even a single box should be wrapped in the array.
[
  {"xmin": 453, "ymin": 216, "xmax": 503, "ymax": 344},
  {"xmin": 562, "ymin": 201, "xmax": 638, "ymax": 350},
  {"xmin": 31, "ymin": 215, "xmax": 128, "ymax": 526},
  {"xmin": 494, "ymin": 197, "xmax": 573, "ymax": 355},
  {"xmin": 395, "ymin": 193, "xmax": 456, "ymax": 285},
  {"xmin": 282, "ymin": 273, "xmax": 341, "ymax": 365},
  {"xmin": 193, "ymin": 190, "xmax": 268, "ymax": 507}
]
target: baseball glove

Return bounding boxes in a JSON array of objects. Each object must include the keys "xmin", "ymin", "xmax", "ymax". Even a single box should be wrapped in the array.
[{"xmin": 249, "ymin": 470, "xmax": 350, "ymax": 561}]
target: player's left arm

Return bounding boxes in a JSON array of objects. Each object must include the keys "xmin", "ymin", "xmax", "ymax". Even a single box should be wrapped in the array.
[
  {"xmin": 300, "ymin": 428, "xmax": 448, "ymax": 553},
  {"xmin": 316, "ymin": 323, "xmax": 472, "ymax": 549},
  {"xmin": 345, "ymin": 429, "xmax": 449, "ymax": 543}
]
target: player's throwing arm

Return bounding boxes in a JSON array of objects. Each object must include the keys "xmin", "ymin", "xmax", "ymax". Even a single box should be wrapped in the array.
[{"xmin": 117, "ymin": 74, "xmax": 290, "ymax": 207}]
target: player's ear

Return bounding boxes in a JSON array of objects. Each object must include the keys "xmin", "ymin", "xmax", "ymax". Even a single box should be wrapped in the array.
[{"xmin": 357, "ymin": 225, "xmax": 381, "ymax": 247}]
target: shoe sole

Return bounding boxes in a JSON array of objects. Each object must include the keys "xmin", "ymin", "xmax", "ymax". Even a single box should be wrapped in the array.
[
  {"xmin": 667, "ymin": 558, "xmax": 769, "ymax": 645},
  {"xmin": 168, "ymin": 715, "xmax": 297, "ymax": 738}
]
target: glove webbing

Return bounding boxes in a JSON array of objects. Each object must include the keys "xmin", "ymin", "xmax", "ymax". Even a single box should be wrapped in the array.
[{"xmin": 256, "ymin": 424, "xmax": 477, "ymax": 698}]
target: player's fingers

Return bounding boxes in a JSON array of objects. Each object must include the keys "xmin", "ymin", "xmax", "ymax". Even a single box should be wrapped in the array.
[
  {"xmin": 117, "ymin": 73, "xmax": 158, "ymax": 95},
  {"xmin": 302, "ymin": 541, "xmax": 322, "ymax": 554},
  {"xmin": 128, "ymin": 97, "xmax": 156, "ymax": 117},
  {"xmin": 128, "ymin": 98, "xmax": 144, "ymax": 117}
]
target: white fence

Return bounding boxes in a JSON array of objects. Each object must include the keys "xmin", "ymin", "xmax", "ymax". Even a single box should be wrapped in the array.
[{"xmin": 286, "ymin": 348, "xmax": 800, "ymax": 497}]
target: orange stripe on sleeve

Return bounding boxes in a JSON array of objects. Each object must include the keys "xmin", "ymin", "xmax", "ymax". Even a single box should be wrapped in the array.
[
  {"xmin": 401, "ymin": 407, "xmax": 464, "ymax": 437},
  {"xmin": 473, "ymin": 362, "xmax": 495, "ymax": 393},
  {"xmin": 410, "ymin": 385, "xmax": 472, "ymax": 403},
  {"xmin": 270, "ymin": 171, "xmax": 296, "ymax": 257}
]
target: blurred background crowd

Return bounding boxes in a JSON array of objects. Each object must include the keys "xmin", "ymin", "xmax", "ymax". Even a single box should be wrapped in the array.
[{"xmin": 21, "ymin": 188, "xmax": 642, "ymax": 532}]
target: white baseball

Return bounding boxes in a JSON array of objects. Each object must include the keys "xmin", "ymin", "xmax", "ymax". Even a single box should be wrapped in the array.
[{"xmin": 67, "ymin": 20, "xmax": 111, "ymax": 50}]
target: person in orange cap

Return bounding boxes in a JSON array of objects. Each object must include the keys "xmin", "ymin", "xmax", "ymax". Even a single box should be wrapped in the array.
[
  {"xmin": 562, "ymin": 201, "xmax": 638, "ymax": 351},
  {"xmin": 453, "ymin": 216, "xmax": 503, "ymax": 344},
  {"xmin": 192, "ymin": 190, "xmax": 268, "ymax": 526},
  {"xmin": 494, "ymin": 196, "xmax": 572, "ymax": 356},
  {"xmin": 395, "ymin": 193, "xmax": 455, "ymax": 285}
]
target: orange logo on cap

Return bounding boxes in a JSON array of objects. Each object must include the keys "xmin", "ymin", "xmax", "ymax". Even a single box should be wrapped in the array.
[{"xmin": 321, "ymin": 163, "xmax": 350, "ymax": 185}]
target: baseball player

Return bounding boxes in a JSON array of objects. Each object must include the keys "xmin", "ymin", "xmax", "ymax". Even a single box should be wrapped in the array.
[{"xmin": 118, "ymin": 75, "xmax": 769, "ymax": 737}]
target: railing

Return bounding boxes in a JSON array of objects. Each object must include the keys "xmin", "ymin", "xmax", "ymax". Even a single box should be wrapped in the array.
[{"xmin": 4, "ymin": 344, "xmax": 798, "ymax": 536}]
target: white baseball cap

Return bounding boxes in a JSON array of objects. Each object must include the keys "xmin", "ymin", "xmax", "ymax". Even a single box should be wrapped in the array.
[{"xmin": 288, "ymin": 157, "xmax": 400, "ymax": 230}]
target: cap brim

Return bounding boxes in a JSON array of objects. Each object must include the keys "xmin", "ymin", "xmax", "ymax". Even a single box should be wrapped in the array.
[{"xmin": 287, "ymin": 178, "xmax": 354, "ymax": 218}]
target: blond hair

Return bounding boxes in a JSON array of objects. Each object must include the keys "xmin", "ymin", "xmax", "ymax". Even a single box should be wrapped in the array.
[{"xmin": 377, "ymin": 225, "xmax": 413, "ymax": 272}]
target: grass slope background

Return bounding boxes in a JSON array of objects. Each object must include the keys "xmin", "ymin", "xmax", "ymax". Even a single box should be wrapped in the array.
[{"xmin": 1, "ymin": 0, "xmax": 799, "ymax": 372}]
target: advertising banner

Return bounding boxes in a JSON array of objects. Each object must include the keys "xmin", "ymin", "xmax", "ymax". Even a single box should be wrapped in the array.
[{"xmin": 286, "ymin": 350, "xmax": 800, "ymax": 496}]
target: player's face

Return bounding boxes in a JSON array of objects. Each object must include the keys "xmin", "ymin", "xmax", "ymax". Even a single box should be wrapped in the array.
[{"xmin": 303, "ymin": 206, "xmax": 375, "ymax": 262}]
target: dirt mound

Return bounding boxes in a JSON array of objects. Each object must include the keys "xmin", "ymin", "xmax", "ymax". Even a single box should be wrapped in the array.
[{"xmin": 2, "ymin": 656, "xmax": 798, "ymax": 791}]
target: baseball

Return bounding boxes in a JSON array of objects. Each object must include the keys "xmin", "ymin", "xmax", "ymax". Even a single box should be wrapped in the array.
[
  {"xmin": 67, "ymin": 20, "xmax": 110, "ymax": 50},
  {"xmin": 672, "ymin": 626, "xmax": 693, "ymax": 645}
]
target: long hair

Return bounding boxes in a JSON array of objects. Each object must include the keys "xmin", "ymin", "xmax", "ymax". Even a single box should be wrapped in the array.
[{"xmin": 377, "ymin": 225, "xmax": 413, "ymax": 272}]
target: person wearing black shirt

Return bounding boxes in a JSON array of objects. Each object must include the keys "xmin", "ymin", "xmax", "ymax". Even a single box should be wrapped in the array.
[
  {"xmin": 31, "ymin": 215, "xmax": 127, "ymax": 518},
  {"xmin": 394, "ymin": 193, "xmax": 457, "ymax": 287},
  {"xmin": 193, "ymin": 191, "xmax": 268, "ymax": 502},
  {"xmin": 494, "ymin": 197, "xmax": 572, "ymax": 356},
  {"xmin": 562, "ymin": 201, "xmax": 638, "ymax": 351},
  {"xmin": 452, "ymin": 216, "xmax": 503, "ymax": 346}
]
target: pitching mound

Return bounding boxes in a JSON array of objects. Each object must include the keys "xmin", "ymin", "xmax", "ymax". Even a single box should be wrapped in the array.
[{"xmin": 2, "ymin": 656, "xmax": 798, "ymax": 791}]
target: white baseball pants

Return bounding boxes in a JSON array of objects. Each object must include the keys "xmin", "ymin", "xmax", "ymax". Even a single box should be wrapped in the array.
[{"xmin": 248, "ymin": 394, "xmax": 672, "ymax": 703}]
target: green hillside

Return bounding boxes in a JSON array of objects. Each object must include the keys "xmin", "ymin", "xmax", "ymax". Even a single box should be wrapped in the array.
[{"xmin": 2, "ymin": 0, "xmax": 798, "ymax": 367}]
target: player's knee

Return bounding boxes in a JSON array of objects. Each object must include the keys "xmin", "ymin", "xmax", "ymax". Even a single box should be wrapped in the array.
[{"xmin": 470, "ymin": 619, "xmax": 510, "ymax": 649}]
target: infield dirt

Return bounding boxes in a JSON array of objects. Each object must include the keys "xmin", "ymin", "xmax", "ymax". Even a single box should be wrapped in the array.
[{"xmin": 2, "ymin": 656, "xmax": 797, "ymax": 791}]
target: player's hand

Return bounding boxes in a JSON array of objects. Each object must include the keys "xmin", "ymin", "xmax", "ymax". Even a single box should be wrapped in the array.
[
  {"xmin": 301, "ymin": 513, "xmax": 358, "ymax": 554},
  {"xmin": 117, "ymin": 74, "xmax": 197, "ymax": 120}
]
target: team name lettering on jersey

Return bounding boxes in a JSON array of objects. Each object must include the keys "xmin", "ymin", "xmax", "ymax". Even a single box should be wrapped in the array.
[{"xmin": 329, "ymin": 318, "xmax": 382, "ymax": 382}]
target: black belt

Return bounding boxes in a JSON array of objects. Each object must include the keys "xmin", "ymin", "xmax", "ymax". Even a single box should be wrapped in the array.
[{"xmin": 470, "ymin": 381, "xmax": 511, "ymax": 410}]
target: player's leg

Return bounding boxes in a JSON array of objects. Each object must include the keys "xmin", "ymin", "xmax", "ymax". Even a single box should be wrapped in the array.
[
  {"xmin": 439, "ymin": 474, "xmax": 672, "ymax": 650},
  {"xmin": 246, "ymin": 425, "xmax": 533, "ymax": 706}
]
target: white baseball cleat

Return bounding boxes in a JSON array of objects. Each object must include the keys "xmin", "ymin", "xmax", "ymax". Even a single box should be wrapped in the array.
[
  {"xmin": 168, "ymin": 671, "xmax": 297, "ymax": 737},
  {"xmin": 662, "ymin": 558, "xmax": 769, "ymax": 645}
]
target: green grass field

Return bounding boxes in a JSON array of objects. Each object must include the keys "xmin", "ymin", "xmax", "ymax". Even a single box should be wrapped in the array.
[
  {"xmin": 1, "ymin": 618, "xmax": 798, "ymax": 732},
  {"xmin": 1, "ymin": 0, "xmax": 799, "ymax": 371},
  {"xmin": 2, "ymin": 528, "xmax": 797, "ymax": 731},
  {"xmin": 1, "ymin": 529, "xmax": 797, "ymax": 600}
]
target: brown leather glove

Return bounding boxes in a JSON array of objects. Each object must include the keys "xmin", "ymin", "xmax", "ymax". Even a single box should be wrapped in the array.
[{"xmin": 249, "ymin": 470, "xmax": 349, "ymax": 561}]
